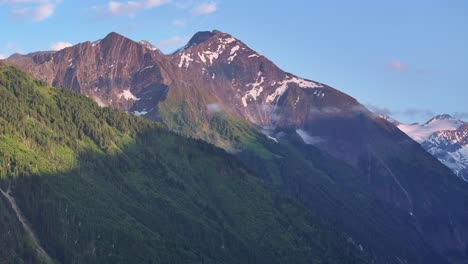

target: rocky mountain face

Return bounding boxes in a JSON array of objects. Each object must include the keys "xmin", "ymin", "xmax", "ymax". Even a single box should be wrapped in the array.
[
  {"xmin": 5, "ymin": 31, "xmax": 468, "ymax": 263},
  {"xmin": 5, "ymin": 31, "xmax": 360, "ymax": 133},
  {"xmin": 423, "ymin": 123, "xmax": 468, "ymax": 181},
  {"xmin": 396, "ymin": 115, "xmax": 468, "ymax": 181},
  {"xmin": 5, "ymin": 32, "xmax": 172, "ymax": 112}
]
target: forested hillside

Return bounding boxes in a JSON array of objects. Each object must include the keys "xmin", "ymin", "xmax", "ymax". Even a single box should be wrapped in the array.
[{"xmin": 0, "ymin": 65, "xmax": 367, "ymax": 263}]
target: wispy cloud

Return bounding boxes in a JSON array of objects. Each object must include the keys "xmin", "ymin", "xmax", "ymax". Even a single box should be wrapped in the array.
[
  {"xmin": 453, "ymin": 112, "xmax": 468, "ymax": 121},
  {"xmin": 50, "ymin": 41, "xmax": 72, "ymax": 51},
  {"xmin": 191, "ymin": 2, "xmax": 217, "ymax": 16},
  {"xmin": 1, "ymin": 0, "xmax": 60, "ymax": 21},
  {"xmin": 296, "ymin": 129, "xmax": 324, "ymax": 145},
  {"xmin": 156, "ymin": 36, "xmax": 188, "ymax": 51},
  {"xmin": 365, "ymin": 103, "xmax": 393, "ymax": 116},
  {"xmin": 206, "ymin": 103, "xmax": 222, "ymax": 113},
  {"xmin": 173, "ymin": 0, "xmax": 194, "ymax": 9},
  {"xmin": 385, "ymin": 60, "xmax": 407, "ymax": 72},
  {"xmin": 172, "ymin": 18, "xmax": 185, "ymax": 26},
  {"xmin": 366, "ymin": 103, "xmax": 437, "ymax": 123},
  {"xmin": 0, "ymin": 42, "xmax": 22, "ymax": 58},
  {"xmin": 415, "ymin": 69, "xmax": 434, "ymax": 76},
  {"xmin": 100, "ymin": 0, "xmax": 171, "ymax": 17},
  {"xmin": 368, "ymin": 103, "xmax": 468, "ymax": 123}
]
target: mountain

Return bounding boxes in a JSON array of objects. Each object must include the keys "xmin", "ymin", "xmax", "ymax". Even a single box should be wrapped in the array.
[
  {"xmin": 5, "ymin": 31, "xmax": 468, "ymax": 263},
  {"xmin": 3, "ymin": 31, "xmax": 358, "ymax": 143},
  {"xmin": 398, "ymin": 114, "xmax": 465, "ymax": 143},
  {"xmin": 396, "ymin": 115, "xmax": 468, "ymax": 181},
  {"xmin": 0, "ymin": 65, "xmax": 369, "ymax": 263},
  {"xmin": 423, "ymin": 123, "xmax": 468, "ymax": 181}
]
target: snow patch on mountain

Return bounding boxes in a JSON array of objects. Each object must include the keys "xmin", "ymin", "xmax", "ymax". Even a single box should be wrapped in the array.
[
  {"xmin": 196, "ymin": 37, "xmax": 238, "ymax": 65},
  {"xmin": 220, "ymin": 37, "xmax": 236, "ymax": 46},
  {"xmin": 313, "ymin": 89, "xmax": 325, "ymax": 97},
  {"xmin": 294, "ymin": 96, "xmax": 300, "ymax": 106},
  {"xmin": 288, "ymin": 77, "xmax": 322, "ymax": 89},
  {"xmin": 266, "ymin": 82, "xmax": 289, "ymax": 104},
  {"xmin": 198, "ymin": 51, "xmax": 219, "ymax": 65},
  {"xmin": 119, "ymin": 89, "xmax": 140, "ymax": 101},
  {"xmin": 266, "ymin": 76, "xmax": 323, "ymax": 103},
  {"xmin": 268, "ymin": 136, "xmax": 279, "ymax": 143},
  {"xmin": 376, "ymin": 114, "xmax": 400, "ymax": 125},
  {"xmin": 178, "ymin": 53, "xmax": 194, "ymax": 68},
  {"xmin": 133, "ymin": 108, "xmax": 153, "ymax": 116},
  {"xmin": 92, "ymin": 39, "xmax": 101, "ymax": 47},
  {"xmin": 242, "ymin": 72, "xmax": 265, "ymax": 107},
  {"xmin": 227, "ymin": 45, "xmax": 240, "ymax": 63},
  {"xmin": 140, "ymin": 65, "xmax": 155, "ymax": 72},
  {"xmin": 230, "ymin": 45, "xmax": 240, "ymax": 55},
  {"xmin": 139, "ymin": 40, "xmax": 158, "ymax": 51}
]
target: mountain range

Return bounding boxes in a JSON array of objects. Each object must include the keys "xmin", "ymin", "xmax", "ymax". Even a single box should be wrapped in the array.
[
  {"xmin": 2, "ymin": 30, "xmax": 468, "ymax": 263},
  {"xmin": 396, "ymin": 114, "xmax": 468, "ymax": 181}
]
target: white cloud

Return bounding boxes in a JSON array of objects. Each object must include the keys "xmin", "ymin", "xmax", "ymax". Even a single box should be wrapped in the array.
[
  {"xmin": 0, "ymin": 54, "xmax": 5, "ymax": 59},
  {"xmin": 156, "ymin": 36, "xmax": 188, "ymax": 50},
  {"xmin": 106, "ymin": 0, "xmax": 170, "ymax": 17},
  {"xmin": 2, "ymin": 0, "xmax": 59, "ymax": 21},
  {"xmin": 296, "ymin": 129, "xmax": 324, "ymax": 145},
  {"xmin": 192, "ymin": 2, "xmax": 217, "ymax": 16},
  {"xmin": 49, "ymin": 41, "xmax": 72, "ymax": 51},
  {"xmin": 401, "ymin": 108, "xmax": 434, "ymax": 119}
]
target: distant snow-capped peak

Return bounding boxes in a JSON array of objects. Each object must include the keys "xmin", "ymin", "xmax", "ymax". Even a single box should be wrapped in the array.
[{"xmin": 397, "ymin": 115, "xmax": 465, "ymax": 143}]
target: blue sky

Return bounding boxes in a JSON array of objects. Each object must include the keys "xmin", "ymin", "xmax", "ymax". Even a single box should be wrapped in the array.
[{"xmin": 1, "ymin": 0, "xmax": 467, "ymax": 123}]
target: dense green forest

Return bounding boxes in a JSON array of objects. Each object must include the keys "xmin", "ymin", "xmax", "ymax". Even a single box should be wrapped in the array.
[{"xmin": 0, "ymin": 65, "xmax": 369, "ymax": 263}]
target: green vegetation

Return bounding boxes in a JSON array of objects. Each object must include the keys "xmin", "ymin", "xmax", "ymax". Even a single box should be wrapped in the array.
[
  {"xmin": 0, "ymin": 66, "xmax": 368, "ymax": 263},
  {"xmin": 154, "ymin": 88, "xmax": 453, "ymax": 263}
]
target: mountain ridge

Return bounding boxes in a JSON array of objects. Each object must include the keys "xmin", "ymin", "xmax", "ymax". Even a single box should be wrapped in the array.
[{"xmin": 4, "ymin": 30, "xmax": 468, "ymax": 263}]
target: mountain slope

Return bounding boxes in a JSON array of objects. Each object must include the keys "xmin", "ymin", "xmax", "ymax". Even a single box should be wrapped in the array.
[
  {"xmin": 5, "ymin": 31, "xmax": 468, "ymax": 263},
  {"xmin": 0, "ymin": 65, "xmax": 369, "ymax": 263},
  {"xmin": 423, "ymin": 123, "xmax": 468, "ymax": 181},
  {"xmin": 395, "ymin": 115, "xmax": 468, "ymax": 181}
]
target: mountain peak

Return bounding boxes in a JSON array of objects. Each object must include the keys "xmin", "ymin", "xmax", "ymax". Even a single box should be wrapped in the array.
[
  {"xmin": 99, "ymin": 32, "xmax": 135, "ymax": 47},
  {"xmin": 176, "ymin": 30, "xmax": 236, "ymax": 53},
  {"xmin": 433, "ymin": 114, "xmax": 454, "ymax": 120},
  {"xmin": 399, "ymin": 114, "xmax": 464, "ymax": 142},
  {"xmin": 424, "ymin": 114, "xmax": 457, "ymax": 126},
  {"xmin": 104, "ymin": 31, "xmax": 126, "ymax": 40},
  {"xmin": 189, "ymin": 31, "xmax": 216, "ymax": 45}
]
